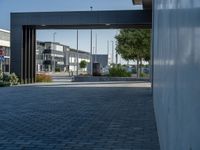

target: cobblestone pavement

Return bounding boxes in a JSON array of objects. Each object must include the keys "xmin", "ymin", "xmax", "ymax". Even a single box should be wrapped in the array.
[{"xmin": 0, "ymin": 81, "xmax": 160, "ymax": 150}]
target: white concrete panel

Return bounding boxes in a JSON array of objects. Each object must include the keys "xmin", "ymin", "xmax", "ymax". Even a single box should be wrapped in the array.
[
  {"xmin": 153, "ymin": 0, "xmax": 200, "ymax": 150},
  {"xmin": 0, "ymin": 40, "xmax": 10, "ymax": 47},
  {"xmin": 55, "ymin": 45, "xmax": 63, "ymax": 52}
]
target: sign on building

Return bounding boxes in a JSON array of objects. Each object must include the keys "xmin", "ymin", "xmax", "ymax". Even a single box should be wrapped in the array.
[{"xmin": 0, "ymin": 56, "xmax": 5, "ymax": 61}]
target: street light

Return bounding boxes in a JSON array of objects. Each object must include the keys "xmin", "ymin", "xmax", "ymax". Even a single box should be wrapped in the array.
[
  {"xmin": 76, "ymin": 30, "xmax": 79, "ymax": 76},
  {"xmin": 90, "ymin": 6, "xmax": 93, "ymax": 75},
  {"xmin": 107, "ymin": 40, "xmax": 110, "ymax": 55},
  {"xmin": 107, "ymin": 40, "xmax": 110, "ymax": 65},
  {"xmin": 111, "ymin": 41, "xmax": 114, "ymax": 64},
  {"xmin": 115, "ymin": 30, "xmax": 120, "ymax": 65},
  {"xmin": 53, "ymin": 32, "xmax": 56, "ymax": 72},
  {"xmin": 95, "ymin": 33, "xmax": 97, "ymax": 62}
]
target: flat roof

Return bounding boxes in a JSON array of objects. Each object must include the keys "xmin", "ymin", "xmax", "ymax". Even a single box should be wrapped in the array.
[
  {"xmin": 11, "ymin": 10, "xmax": 152, "ymax": 29},
  {"xmin": 0, "ymin": 29, "xmax": 10, "ymax": 33}
]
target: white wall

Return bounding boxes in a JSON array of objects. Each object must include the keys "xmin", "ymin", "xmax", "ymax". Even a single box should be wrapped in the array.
[
  {"xmin": 153, "ymin": 0, "xmax": 200, "ymax": 150},
  {"xmin": 0, "ymin": 40, "xmax": 10, "ymax": 47}
]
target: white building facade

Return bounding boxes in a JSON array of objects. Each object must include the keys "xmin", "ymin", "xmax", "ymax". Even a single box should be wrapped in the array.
[{"xmin": 0, "ymin": 29, "xmax": 10, "ymax": 73}]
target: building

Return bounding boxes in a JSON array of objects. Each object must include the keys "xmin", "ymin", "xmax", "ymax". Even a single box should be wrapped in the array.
[
  {"xmin": 36, "ymin": 41, "xmax": 67, "ymax": 72},
  {"xmin": 0, "ymin": 29, "xmax": 91, "ymax": 74},
  {"xmin": 0, "ymin": 29, "xmax": 10, "ymax": 73},
  {"xmin": 9, "ymin": 2, "xmax": 200, "ymax": 148},
  {"xmin": 36, "ymin": 41, "xmax": 90, "ymax": 73},
  {"xmin": 67, "ymin": 48, "xmax": 90, "ymax": 72}
]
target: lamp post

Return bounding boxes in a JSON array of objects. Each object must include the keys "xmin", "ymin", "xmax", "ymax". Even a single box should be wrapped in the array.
[
  {"xmin": 90, "ymin": 6, "xmax": 93, "ymax": 75},
  {"xmin": 107, "ymin": 40, "xmax": 109, "ymax": 55},
  {"xmin": 111, "ymin": 41, "xmax": 114, "ymax": 64},
  {"xmin": 53, "ymin": 32, "xmax": 56, "ymax": 72},
  {"xmin": 107, "ymin": 40, "xmax": 110, "ymax": 65},
  {"xmin": 76, "ymin": 30, "xmax": 79, "ymax": 76},
  {"xmin": 95, "ymin": 33, "xmax": 97, "ymax": 62},
  {"xmin": 115, "ymin": 30, "xmax": 119, "ymax": 65}
]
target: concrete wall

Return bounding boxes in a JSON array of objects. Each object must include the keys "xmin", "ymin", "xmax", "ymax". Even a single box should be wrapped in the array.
[{"xmin": 153, "ymin": 0, "xmax": 200, "ymax": 150}]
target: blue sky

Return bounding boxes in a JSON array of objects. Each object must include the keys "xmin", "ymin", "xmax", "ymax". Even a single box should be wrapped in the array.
[{"xmin": 0, "ymin": 0, "xmax": 141, "ymax": 62}]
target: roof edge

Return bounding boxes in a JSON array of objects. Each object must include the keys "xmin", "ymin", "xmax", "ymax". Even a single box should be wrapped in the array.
[{"xmin": 0, "ymin": 29, "xmax": 10, "ymax": 33}]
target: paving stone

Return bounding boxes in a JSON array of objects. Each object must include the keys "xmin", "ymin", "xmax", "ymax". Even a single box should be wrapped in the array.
[{"xmin": 0, "ymin": 82, "xmax": 160, "ymax": 150}]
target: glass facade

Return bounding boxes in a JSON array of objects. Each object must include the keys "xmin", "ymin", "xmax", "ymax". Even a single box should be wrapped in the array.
[
  {"xmin": 0, "ymin": 30, "xmax": 10, "ymax": 73},
  {"xmin": 36, "ymin": 41, "xmax": 90, "ymax": 73},
  {"xmin": 0, "ymin": 29, "xmax": 90, "ymax": 73}
]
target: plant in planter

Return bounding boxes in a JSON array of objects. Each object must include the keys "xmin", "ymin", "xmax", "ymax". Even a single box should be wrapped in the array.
[
  {"xmin": 36, "ymin": 74, "xmax": 52, "ymax": 83},
  {"xmin": 0, "ymin": 72, "xmax": 19, "ymax": 87},
  {"xmin": 109, "ymin": 64, "xmax": 131, "ymax": 77}
]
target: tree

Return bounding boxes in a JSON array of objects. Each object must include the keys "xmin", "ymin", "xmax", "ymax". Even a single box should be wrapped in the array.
[
  {"xmin": 115, "ymin": 29, "xmax": 151, "ymax": 77},
  {"xmin": 79, "ymin": 60, "xmax": 87, "ymax": 71}
]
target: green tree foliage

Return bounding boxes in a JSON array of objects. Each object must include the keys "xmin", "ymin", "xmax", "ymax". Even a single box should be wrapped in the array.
[
  {"xmin": 115, "ymin": 29, "xmax": 151, "ymax": 77},
  {"xmin": 79, "ymin": 60, "xmax": 87, "ymax": 69}
]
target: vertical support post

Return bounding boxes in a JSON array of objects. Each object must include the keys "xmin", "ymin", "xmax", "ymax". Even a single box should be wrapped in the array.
[
  {"xmin": 95, "ymin": 33, "xmax": 97, "ymax": 62},
  {"xmin": 76, "ymin": 30, "xmax": 79, "ymax": 76},
  {"xmin": 53, "ymin": 32, "xmax": 56, "ymax": 72},
  {"xmin": 90, "ymin": 6, "xmax": 93, "ymax": 75},
  {"xmin": 111, "ymin": 41, "xmax": 114, "ymax": 64},
  {"xmin": 90, "ymin": 28, "xmax": 93, "ymax": 75},
  {"xmin": 22, "ymin": 26, "xmax": 36, "ymax": 84},
  {"xmin": 107, "ymin": 40, "xmax": 109, "ymax": 56},
  {"xmin": 151, "ymin": 1, "xmax": 154, "ymax": 94},
  {"xmin": 115, "ymin": 53, "xmax": 118, "ymax": 64}
]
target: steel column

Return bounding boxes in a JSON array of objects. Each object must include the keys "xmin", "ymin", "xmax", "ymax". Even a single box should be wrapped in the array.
[{"xmin": 22, "ymin": 26, "xmax": 36, "ymax": 84}]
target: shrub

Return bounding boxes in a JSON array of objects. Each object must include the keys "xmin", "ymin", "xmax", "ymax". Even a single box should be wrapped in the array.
[
  {"xmin": 140, "ymin": 72, "xmax": 148, "ymax": 78},
  {"xmin": 36, "ymin": 74, "xmax": 52, "ymax": 83},
  {"xmin": 4, "ymin": 73, "xmax": 19, "ymax": 85},
  {"xmin": 132, "ymin": 68, "xmax": 137, "ymax": 74},
  {"xmin": 140, "ymin": 72, "xmax": 144, "ymax": 77},
  {"xmin": 0, "ymin": 73, "xmax": 19, "ymax": 87},
  {"xmin": 0, "ymin": 70, "xmax": 3, "ymax": 80},
  {"xmin": 109, "ymin": 65, "xmax": 131, "ymax": 77},
  {"xmin": 0, "ymin": 81, "xmax": 10, "ymax": 87},
  {"xmin": 9, "ymin": 73, "xmax": 19, "ymax": 85}
]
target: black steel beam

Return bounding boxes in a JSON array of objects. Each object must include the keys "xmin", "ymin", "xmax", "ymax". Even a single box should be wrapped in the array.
[
  {"xmin": 11, "ymin": 10, "xmax": 152, "ymax": 83},
  {"xmin": 21, "ymin": 26, "xmax": 36, "ymax": 83},
  {"xmin": 11, "ymin": 10, "xmax": 152, "ymax": 29}
]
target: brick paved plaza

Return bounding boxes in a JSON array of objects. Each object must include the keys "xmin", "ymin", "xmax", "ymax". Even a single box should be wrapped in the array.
[{"xmin": 0, "ymin": 81, "xmax": 160, "ymax": 150}]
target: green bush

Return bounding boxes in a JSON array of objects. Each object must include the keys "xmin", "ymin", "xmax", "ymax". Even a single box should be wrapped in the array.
[
  {"xmin": 0, "ymin": 81, "xmax": 10, "ymax": 87},
  {"xmin": 36, "ymin": 74, "xmax": 52, "ymax": 82},
  {"xmin": 0, "ymin": 72, "xmax": 19, "ymax": 87},
  {"xmin": 0, "ymin": 69, "xmax": 3, "ymax": 80},
  {"xmin": 132, "ymin": 68, "xmax": 137, "ymax": 74},
  {"xmin": 3, "ymin": 73, "xmax": 18, "ymax": 85},
  {"xmin": 109, "ymin": 65, "xmax": 131, "ymax": 77},
  {"xmin": 9, "ymin": 73, "xmax": 19, "ymax": 85},
  {"xmin": 140, "ymin": 72, "xmax": 148, "ymax": 78}
]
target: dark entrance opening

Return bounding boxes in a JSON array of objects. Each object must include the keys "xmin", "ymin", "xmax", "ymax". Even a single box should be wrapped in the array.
[{"xmin": 11, "ymin": 10, "xmax": 151, "ymax": 83}]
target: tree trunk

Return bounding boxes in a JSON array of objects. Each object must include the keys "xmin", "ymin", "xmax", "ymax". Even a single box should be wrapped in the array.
[
  {"xmin": 136, "ymin": 58, "xmax": 139, "ymax": 78},
  {"xmin": 140, "ymin": 59, "xmax": 142, "ymax": 76}
]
